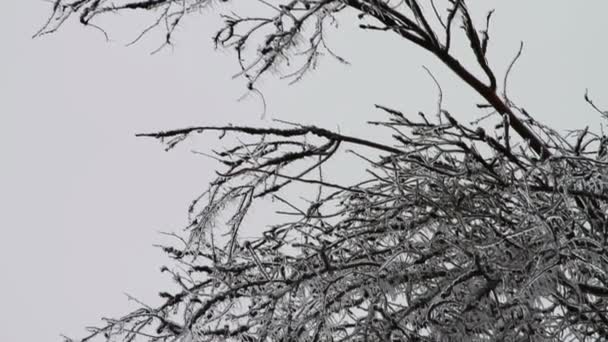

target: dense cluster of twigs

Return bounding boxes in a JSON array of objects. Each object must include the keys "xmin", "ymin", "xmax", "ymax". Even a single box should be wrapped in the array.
[{"xmin": 42, "ymin": 1, "xmax": 608, "ymax": 341}]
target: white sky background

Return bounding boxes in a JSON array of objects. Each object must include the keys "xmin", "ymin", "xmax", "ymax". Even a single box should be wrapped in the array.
[{"xmin": 1, "ymin": 1, "xmax": 608, "ymax": 340}]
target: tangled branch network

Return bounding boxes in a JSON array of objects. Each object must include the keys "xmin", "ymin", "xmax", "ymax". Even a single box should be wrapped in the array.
[{"xmin": 38, "ymin": 1, "xmax": 608, "ymax": 341}]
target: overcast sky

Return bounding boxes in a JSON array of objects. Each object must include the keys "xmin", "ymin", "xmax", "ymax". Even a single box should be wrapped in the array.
[{"xmin": 2, "ymin": 1, "xmax": 608, "ymax": 341}]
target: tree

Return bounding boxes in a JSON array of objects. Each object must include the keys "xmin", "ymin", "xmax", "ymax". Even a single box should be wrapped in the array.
[{"xmin": 40, "ymin": 1, "xmax": 608, "ymax": 341}]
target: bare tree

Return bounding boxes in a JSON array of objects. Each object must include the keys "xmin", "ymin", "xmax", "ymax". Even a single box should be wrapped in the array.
[{"xmin": 40, "ymin": 1, "xmax": 608, "ymax": 341}]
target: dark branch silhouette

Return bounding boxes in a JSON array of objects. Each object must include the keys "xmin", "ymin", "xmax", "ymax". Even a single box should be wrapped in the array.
[{"xmin": 39, "ymin": 1, "xmax": 608, "ymax": 341}]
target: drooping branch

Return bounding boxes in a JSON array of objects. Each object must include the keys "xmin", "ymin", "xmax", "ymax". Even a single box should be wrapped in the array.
[
  {"xmin": 38, "ymin": 0, "xmax": 552, "ymax": 159},
  {"xmin": 136, "ymin": 124, "xmax": 405, "ymax": 155},
  {"xmin": 345, "ymin": 0, "xmax": 552, "ymax": 159}
]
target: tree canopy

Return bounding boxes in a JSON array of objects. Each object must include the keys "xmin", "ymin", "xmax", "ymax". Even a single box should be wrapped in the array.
[{"xmin": 41, "ymin": 1, "xmax": 608, "ymax": 341}]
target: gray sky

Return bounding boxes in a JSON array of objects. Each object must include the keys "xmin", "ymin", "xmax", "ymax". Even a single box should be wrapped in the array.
[{"xmin": 1, "ymin": 1, "xmax": 607, "ymax": 340}]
